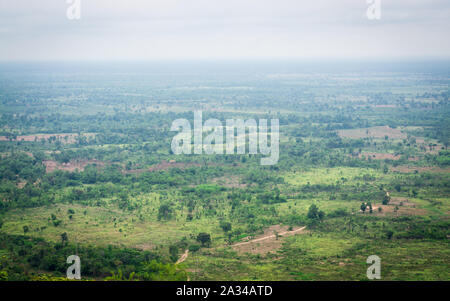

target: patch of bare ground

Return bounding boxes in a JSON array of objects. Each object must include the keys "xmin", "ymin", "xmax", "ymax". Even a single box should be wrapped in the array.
[
  {"xmin": 123, "ymin": 160, "xmax": 201, "ymax": 174},
  {"xmin": 362, "ymin": 203, "xmax": 427, "ymax": 217},
  {"xmin": 386, "ymin": 204, "xmax": 427, "ymax": 216},
  {"xmin": 408, "ymin": 156, "xmax": 420, "ymax": 162},
  {"xmin": 45, "ymin": 150, "xmax": 61, "ymax": 154},
  {"xmin": 43, "ymin": 159, "xmax": 105, "ymax": 173},
  {"xmin": 211, "ymin": 176, "xmax": 247, "ymax": 188},
  {"xmin": 231, "ymin": 225, "xmax": 306, "ymax": 255},
  {"xmin": 391, "ymin": 165, "xmax": 450, "ymax": 174},
  {"xmin": 372, "ymin": 104, "xmax": 397, "ymax": 108},
  {"xmin": 17, "ymin": 180, "xmax": 27, "ymax": 189},
  {"xmin": 0, "ymin": 133, "xmax": 95, "ymax": 144},
  {"xmin": 424, "ymin": 145, "xmax": 444, "ymax": 154},
  {"xmin": 176, "ymin": 249, "xmax": 189, "ymax": 264},
  {"xmin": 358, "ymin": 152, "xmax": 401, "ymax": 160},
  {"xmin": 413, "ymin": 139, "xmax": 444, "ymax": 154},
  {"xmin": 338, "ymin": 125, "xmax": 407, "ymax": 139},
  {"xmin": 390, "ymin": 197, "xmax": 417, "ymax": 207}
]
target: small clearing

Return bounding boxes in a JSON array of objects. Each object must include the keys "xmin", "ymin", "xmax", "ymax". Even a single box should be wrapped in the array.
[
  {"xmin": 0, "ymin": 133, "xmax": 95, "ymax": 144},
  {"xmin": 123, "ymin": 160, "xmax": 201, "ymax": 174},
  {"xmin": 358, "ymin": 152, "xmax": 401, "ymax": 160},
  {"xmin": 338, "ymin": 126, "xmax": 407, "ymax": 139},
  {"xmin": 391, "ymin": 166, "xmax": 450, "ymax": 174},
  {"xmin": 232, "ymin": 225, "xmax": 306, "ymax": 255},
  {"xmin": 43, "ymin": 159, "xmax": 105, "ymax": 173}
]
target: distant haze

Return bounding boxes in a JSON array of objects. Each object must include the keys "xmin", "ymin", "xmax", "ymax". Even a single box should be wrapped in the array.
[{"xmin": 0, "ymin": 0, "xmax": 449, "ymax": 61}]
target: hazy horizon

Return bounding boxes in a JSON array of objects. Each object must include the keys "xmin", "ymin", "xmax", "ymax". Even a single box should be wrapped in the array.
[{"xmin": 1, "ymin": 0, "xmax": 449, "ymax": 61}]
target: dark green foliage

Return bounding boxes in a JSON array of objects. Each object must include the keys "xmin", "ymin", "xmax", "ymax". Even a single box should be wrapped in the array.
[
  {"xmin": 360, "ymin": 203, "xmax": 367, "ymax": 213},
  {"xmin": 60, "ymin": 232, "xmax": 68, "ymax": 245},
  {"xmin": 0, "ymin": 233, "xmax": 181, "ymax": 281},
  {"xmin": 188, "ymin": 244, "xmax": 201, "ymax": 252},
  {"xmin": 196, "ymin": 233, "xmax": 211, "ymax": 247},
  {"xmin": 327, "ymin": 208, "xmax": 349, "ymax": 218},
  {"xmin": 169, "ymin": 245, "xmax": 179, "ymax": 263},
  {"xmin": 219, "ymin": 221, "xmax": 232, "ymax": 233},
  {"xmin": 158, "ymin": 203, "xmax": 174, "ymax": 221},
  {"xmin": 307, "ymin": 204, "xmax": 325, "ymax": 220}
]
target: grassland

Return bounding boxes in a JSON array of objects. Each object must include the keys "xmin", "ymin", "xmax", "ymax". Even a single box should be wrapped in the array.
[{"xmin": 0, "ymin": 63, "xmax": 448, "ymax": 281}]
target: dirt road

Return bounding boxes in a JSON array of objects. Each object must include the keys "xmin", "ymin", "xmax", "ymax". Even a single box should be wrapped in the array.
[
  {"xmin": 176, "ymin": 249, "xmax": 189, "ymax": 264},
  {"xmin": 233, "ymin": 226, "xmax": 306, "ymax": 247},
  {"xmin": 175, "ymin": 226, "xmax": 306, "ymax": 263}
]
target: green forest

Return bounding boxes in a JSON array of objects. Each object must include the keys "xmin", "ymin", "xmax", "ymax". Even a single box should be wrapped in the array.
[{"xmin": 0, "ymin": 63, "xmax": 448, "ymax": 280}]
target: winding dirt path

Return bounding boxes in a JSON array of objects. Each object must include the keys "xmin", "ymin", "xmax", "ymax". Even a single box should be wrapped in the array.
[
  {"xmin": 175, "ymin": 249, "xmax": 191, "ymax": 281},
  {"xmin": 176, "ymin": 226, "xmax": 305, "ymax": 280},
  {"xmin": 176, "ymin": 249, "xmax": 189, "ymax": 264}
]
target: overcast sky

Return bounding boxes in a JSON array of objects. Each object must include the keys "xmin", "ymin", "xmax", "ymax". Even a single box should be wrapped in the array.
[{"xmin": 0, "ymin": 0, "xmax": 449, "ymax": 61}]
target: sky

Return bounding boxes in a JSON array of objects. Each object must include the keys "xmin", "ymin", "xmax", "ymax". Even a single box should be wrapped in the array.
[{"xmin": 0, "ymin": 0, "xmax": 449, "ymax": 61}]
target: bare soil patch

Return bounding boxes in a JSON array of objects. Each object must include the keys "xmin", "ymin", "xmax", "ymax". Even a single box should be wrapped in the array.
[
  {"xmin": 389, "ymin": 197, "xmax": 417, "ymax": 207},
  {"xmin": 358, "ymin": 152, "xmax": 401, "ymax": 160},
  {"xmin": 338, "ymin": 126, "xmax": 406, "ymax": 140},
  {"xmin": 231, "ymin": 225, "xmax": 306, "ymax": 255},
  {"xmin": 123, "ymin": 160, "xmax": 201, "ymax": 174},
  {"xmin": 0, "ymin": 133, "xmax": 95, "ymax": 144},
  {"xmin": 43, "ymin": 159, "xmax": 105, "ymax": 173},
  {"xmin": 391, "ymin": 165, "xmax": 450, "ymax": 174},
  {"xmin": 408, "ymin": 156, "xmax": 420, "ymax": 162},
  {"xmin": 423, "ymin": 145, "xmax": 444, "ymax": 154},
  {"xmin": 176, "ymin": 249, "xmax": 189, "ymax": 264},
  {"xmin": 17, "ymin": 180, "xmax": 27, "ymax": 189},
  {"xmin": 382, "ymin": 204, "xmax": 427, "ymax": 216},
  {"xmin": 372, "ymin": 104, "xmax": 397, "ymax": 108},
  {"xmin": 366, "ymin": 203, "xmax": 427, "ymax": 217},
  {"xmin": 413, "ymin": 139, "xmax": 444, "ymax": 154}
]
